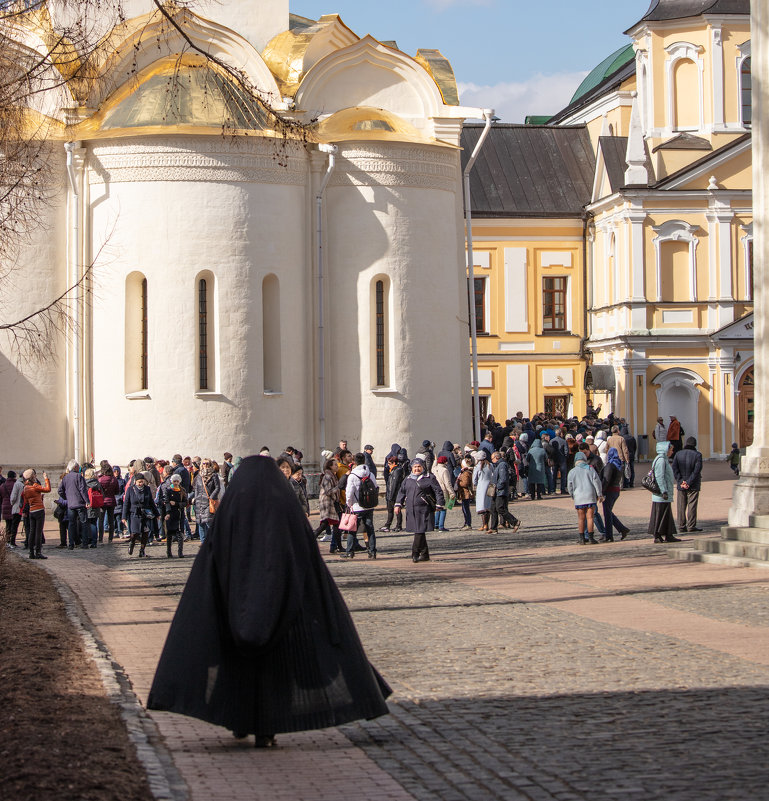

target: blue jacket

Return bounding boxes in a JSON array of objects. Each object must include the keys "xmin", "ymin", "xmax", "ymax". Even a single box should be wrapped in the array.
[
  {"xmin": 651, "ymin": 441, "xmax": 675, "ymax": 502},
  {"xmin": 526, "ymin": 440, "xmax": 548, "ymax": 485},
  {"xmin": 567, "ymin": 462, "xmax": 603, "ymax": 505},
  {"xmin": 58, "ymin": 471, "xmax": 89, "ymax": 509},
  {"xmin": 492, "ymin": 459, "xmax": 512, "ymax": 496}
]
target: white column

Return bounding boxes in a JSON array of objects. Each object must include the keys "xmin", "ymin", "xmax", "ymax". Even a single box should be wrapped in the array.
[
  {"xmin": 729, "ymin": 0, "xmax": 769, "ymax": 525},
  {"xmin": 628, "ymin": 210, "xmax": 647, "ymax": 329},
  {"xmin": 712, "ymin": 25, "xmax": 725, "ymax": 129},
  {"xmin": 709, "ymin": 364, "xmax": 716, "ymax": 458}
]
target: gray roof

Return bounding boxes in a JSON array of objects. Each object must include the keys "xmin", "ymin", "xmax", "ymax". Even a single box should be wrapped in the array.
[
  {"xmin": 598, "ymin": 136, "xmax": 656, "ymax": 193},
  {"xmin": 461, "ymin": 124, "xmax": 595, "ymax": 218},
  {"xmin": 630, "ymin": 0, "xmax": 749, "ymax": 28}
]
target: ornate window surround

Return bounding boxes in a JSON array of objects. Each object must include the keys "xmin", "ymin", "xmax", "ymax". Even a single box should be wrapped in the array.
[
  {"xmin": 665, "ymin": 41, "xmax": 704, "ymax": 133},
  {"xmin": 736, "ymin": 41, "xmax": 752, "ymax": 128},
  {"xmin": 741, "ymin": 221, "xmax": 753, "ymax": 300},
  {"xmin": 652, "ymin": 220, "xmax": 700, "ymax": 302}
]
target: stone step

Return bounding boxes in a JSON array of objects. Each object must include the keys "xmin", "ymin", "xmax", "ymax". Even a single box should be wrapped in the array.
[
  {"xmin": 670, "ymin": 546, "xmax": 769, "ymax": 569},
  {"xmin": 722, "ymin": 526, "xmax": 769, "ymax": 545},
  {"xmin": 749, "ymin": 514, "xmax": 769, "ymax": 529},
  {"xmin": 695, "ymin": 537, "xmax": 769, "ymax": 561}
]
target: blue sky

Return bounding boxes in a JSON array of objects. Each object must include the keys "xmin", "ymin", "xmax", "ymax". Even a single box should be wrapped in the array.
[{"xmin": 290, "ymin": 0, "xmax": 645, "ymax": 121}]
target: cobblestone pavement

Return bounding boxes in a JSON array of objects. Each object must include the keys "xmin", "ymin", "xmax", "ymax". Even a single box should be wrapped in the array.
[{"xmin": 33, "ymin": 466, "xmax": 769, "ymax": 800}]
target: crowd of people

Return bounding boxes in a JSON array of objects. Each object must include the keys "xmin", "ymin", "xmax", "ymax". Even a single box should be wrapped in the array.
[{"xmin": 0, "ymin": 405, "xmax": 720, "ymax": 562}]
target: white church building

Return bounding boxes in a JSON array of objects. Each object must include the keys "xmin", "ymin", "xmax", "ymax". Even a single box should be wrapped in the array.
[{"xmin": 1, "ymin": 0, "xmax": 482, "ymax": 468}]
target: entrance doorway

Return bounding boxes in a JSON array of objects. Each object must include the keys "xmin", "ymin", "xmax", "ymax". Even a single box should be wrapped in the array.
[
  {"xmin": 544, "ymin": 395, "xmax": 570, "ymax": 418},
  {"xmin": 739, "ymin": 368, "xmax": 754, "ymax": 447}
]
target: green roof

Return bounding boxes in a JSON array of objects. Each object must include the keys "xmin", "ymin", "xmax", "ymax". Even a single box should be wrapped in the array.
[
  {"xmin": 524, "ymin": 115, "xmax": 552, "ymax": 125},
  {"xmin": 570, "ymin": 43, "xmax": 635, "ymax": 105}
]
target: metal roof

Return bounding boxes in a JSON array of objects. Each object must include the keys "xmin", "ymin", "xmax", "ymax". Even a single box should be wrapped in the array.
[
  {"xmin": 548, "ymin": 59, "xmax": 636, "ymax": 126},
  {"xmin": 630, "ymin": 0, "xmax": 749, "ymax": 29},
  {"xmin": 597, "ymin": 136, "xmax": 656, "ymax": 193},
  {"xmin": 461, "ymin": 124, "xmax": 595, "ymax": 218},
  {"xmin": 570, "ymin": 44, "xmax": 636, "ymax": 106}
]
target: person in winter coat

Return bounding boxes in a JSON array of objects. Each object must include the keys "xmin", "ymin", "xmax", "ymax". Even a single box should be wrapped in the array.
[
  {"xmin": 290, "ymin": 465, "xmax": 310, "ymax": 517},
  {"xmin": 567, "ymin": 452, "xmax": 603, "ymax": 544},
  {"xmin": 315, "ymin": 459, "xmax": 342, "ymax": 553},
  {"xmin": 600, "ymin": 448, "xmax": 630, "ymax": 542},
  {"xmin": 672, "ymin": 436, "xmax": 703, "ymax": 533},
  {"xmin": 419, "ymin": 441, "xmax": 435, "ymax": 474},
  {"xmin": 648, "ymin": 441, "xmax": 681, "ymax": 543},
  {"xmin": 363, "ymin": 445, "xmax": 378, "ymax": 479},
  {"xmin": 122, "ymin": 473, "xmax": 160, "ymax": 557},
  {"xmin": 0, "ymin": 471, "xmax": 19, "ymax": 548},
  {"xmin": 191, "ymin": 459, "xmax": 221, "ymax": 544},
  {"xmin": 383, "ymin": 443, "xmax": 400, "ymax": 489},
  {"xmin": 381, "ymin": 450, "xmax": 408, "ymax": 532},
  {"xmin": 472, "ymin": 451, "xmax": 494, "ymax": 530},
  {"xmin": 595, "ymin": 430, "xmax": 609, "ymax": 465},
  {"xmin": 550, "ymin": 431, "xmax": 569, "ymax": 494},
  {"xmin": 526, "ymin": 439, "xmax": 547, "ymax": 500},
  {"xmin": 21, "ymin": 469, "xmax": 51, "ymax": 559},
  {"xmin": 83, "ymin": 468, "xmax": 103, "ymax": 548},
  {"xmin": 437, "ymin": 441, "xmax": 457, "ymax": 475},
  {"xmin": 97, "ymin": 460, "xmax": 119, "ymax": 542},
  {"xmin": 344, "ymin": 454, "xmax": 377, "ymax": 559},
  {"xmin": 454, "ymin": 458, "xmax": 475, "ymax": 530},
  {"xmin": 395, "ymin": 458, "xmax": 445, "ymax": 562},
  {"xmin": 488, "ymin": 452, "xmax": 521, "ymax": 533},
  {"xmin": 59, "ymin": 460, "xmax": 89, "ymax": 549},
  {"xmin": 432, "ymin": 456, "xmax": 456, "ymax": 532},
  {"xmin": 161, "ymin": 473, "xmax": 188, "ymax": 558},
  {"xmin": 147, "ymin": 456, "xmax": 391, "ymax": 748},
  {"xmin": 623, "ymin": 432, "xmax": 637, "ymax": 488}
]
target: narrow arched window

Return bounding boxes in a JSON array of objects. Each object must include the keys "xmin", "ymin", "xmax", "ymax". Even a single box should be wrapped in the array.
[
  {"xmin": 263, "ymin": 275, "xmax": 281, "ymax": 393},
  {"xmin": 376, "ymin": 280, "xmax": 386, "ymax": 386},
  {"xmin": 371, "ymin": 276, "xmax": 390, "ymax": 388},
  {"xmin": 198, "ymin": 279, "xmax": 208, "ymax": 390},
  {"xmin": 741, "ymin": 57, "xmax": 752, "ymax": 126},
  {"xmin": 125, "ymin": 272, "xmax": 149, "ymax": 393}
]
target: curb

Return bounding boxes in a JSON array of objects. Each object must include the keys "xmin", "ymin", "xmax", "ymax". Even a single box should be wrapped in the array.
[{"xmin": 36, "ymin": 559, "xmax": 189, "ymax": 801}]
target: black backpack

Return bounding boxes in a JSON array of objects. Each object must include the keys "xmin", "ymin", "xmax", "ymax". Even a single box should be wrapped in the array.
[{"xmin": 358, "ymin": 475, "xmax": 380, "ymax": 509}]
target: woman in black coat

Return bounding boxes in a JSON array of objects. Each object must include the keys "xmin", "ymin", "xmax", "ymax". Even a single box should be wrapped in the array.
[
  {"xmin": 394, "ymin": 458, "xmax": 445, "ymax": 563},
  {"xmin": 121, "ymin": 474, "xmax": 159, "ymax": 557},
  {"xmin": 148, "ymin": 456, "xmax": 391, "ymax": 747}
]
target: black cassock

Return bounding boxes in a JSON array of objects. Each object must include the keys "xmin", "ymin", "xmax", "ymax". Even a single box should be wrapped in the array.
[{"xmin": 147, "ymin": 456, "xmax": 390, "ymax": 736}]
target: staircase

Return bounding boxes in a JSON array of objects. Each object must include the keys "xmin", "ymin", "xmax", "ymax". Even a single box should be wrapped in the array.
[{"xmin": 671, "ymin": 515, "xmax": 769, "ymax": 568}]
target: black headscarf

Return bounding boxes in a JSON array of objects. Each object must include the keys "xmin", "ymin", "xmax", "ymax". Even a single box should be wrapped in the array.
[{"xmin": 148, "ymin": 456, "xmax": 390, "ymax": 736}]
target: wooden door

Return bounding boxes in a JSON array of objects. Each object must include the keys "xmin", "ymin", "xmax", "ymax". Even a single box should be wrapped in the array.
[{"xmin": 739, "ymin": 369, "xmax": 754, "ymax": 447}]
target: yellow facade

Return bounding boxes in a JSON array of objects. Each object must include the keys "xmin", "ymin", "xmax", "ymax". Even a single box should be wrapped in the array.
[{"xmin": 469, "ymin": 219, "xmax": 586, "ymax": 422}]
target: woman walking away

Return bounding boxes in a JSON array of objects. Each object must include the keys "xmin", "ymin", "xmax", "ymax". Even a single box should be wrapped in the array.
[
  {"xmin": 395, "ymin": 458, "xmax": 445, "ymax": 562},
  {"xmin": 526, "ymin": 438, "xmax": 547, "ymax": 500},
  {"xmin": 455, "ymin": 458, "xmax": 475, "ymax": 530},
  {"xmin": 432, "ymin": 456, "xmax": 455, "ymax": 532},
  {"xmin": 315, "ymin": 458, "xmax": 342, "ymax": 553},
  {"xmin": 567, "ymin": 453, "xmax": 603, "ymax": 545},
  {"xmin": 97, "ymin": 460, "xmax": 119, "ymax": 542},
  {"xmin": 472, "ymin": 451, "xmax": 493, "ymax": 531},
  {"xmin": 147, "ymin": 456, "xmax": 391, "ymax": 748},
  {"xmin": 600, "ymin": 448, "xmax": 630, "ymax": 542},
  {"xmin": 123, "ymin": 473, "xmax": 160, "ymax": 557},
  {"xmin": 648, "ymin": 441, "xmax": 682, "ymax": 543},
  {"xmin": 22, "ymin": 469, "xmax": 51, "ymax": 559},
  {"xmin": 191, "ymin": 458, "xmax": 221, "ymax": 544}
]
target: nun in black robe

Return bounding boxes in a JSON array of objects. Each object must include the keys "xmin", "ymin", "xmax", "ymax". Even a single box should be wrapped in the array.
[{"xmin": 147, "ymin": 456, "xmax": 390, "ymax": 745}]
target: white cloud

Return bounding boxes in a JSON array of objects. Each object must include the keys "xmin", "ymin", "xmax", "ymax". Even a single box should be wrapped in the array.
[{"xmin": 458, "ymin": 70, "xmax": 589, "ymax": 124}]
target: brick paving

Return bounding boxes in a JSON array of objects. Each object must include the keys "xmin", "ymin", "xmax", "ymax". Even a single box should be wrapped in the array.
[{"xmin": 30, "ymin": 461, "xmax": 769, "ymax": 800}]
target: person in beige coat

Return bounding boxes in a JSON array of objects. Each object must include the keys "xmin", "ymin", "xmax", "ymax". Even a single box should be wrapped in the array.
[{"xmin": 433, "ymin": 456, "xmax": 456, "ymax": 532}]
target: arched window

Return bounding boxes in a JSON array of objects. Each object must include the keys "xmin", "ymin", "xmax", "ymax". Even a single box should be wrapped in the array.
[
  {"xmin": 262, "ymin": 275, "xmax": 281, "ymax": 393},
  {"xmin": 652, "ymin": 220, "xmax": 700, "ymax": 303},
  {"xmin": 125, "ymin": 272, "xmax": 148, "ymax": 393},
  {"xmin": 665, "ymin": 42, "xmax": 703, "ymax": 132},
  {"xmin": 195, "ymin": 272, "xmax": 217, "ymax": 391},
  {"xmin": 371, "ymin": 276, "xmax": 391, "ymax": 388},
  {"xmin": 741, "ymin": 56, "xmax": 752, "ymax": 126}
]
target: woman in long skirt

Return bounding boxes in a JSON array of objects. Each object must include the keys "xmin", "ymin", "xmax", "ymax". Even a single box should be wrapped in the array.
[
  {"xmin": 472, "ymin": 452, "xmax": 493, "ymax": 531},
  {"xmin": 648, "ymin": 441, "xmax": 682, "ymax": 543},
  {"xmin": 394, "ymin": 459, "xmax": 445, "ymax": 562}
]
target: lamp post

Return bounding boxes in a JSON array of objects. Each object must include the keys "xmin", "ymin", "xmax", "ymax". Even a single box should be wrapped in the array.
[{"xmin": 463, "ymin": 109, "xmax": 495, "ymax": 442}]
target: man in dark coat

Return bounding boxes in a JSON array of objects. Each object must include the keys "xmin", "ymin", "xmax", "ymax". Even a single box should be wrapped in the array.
[
  {"xmin": 672, "ymin": 436, "xmax": 703, "ymax": 532},
  {"xmin": 148, "ymin": 456, "xmax": 390, "ymax": 747},
  {"xmin": 488, "ymin": 452, "xmax": 520, "ymax": 533},
  {"xmin": 622, "ymin": 432, "xmax": 637, "ymax": 488}
]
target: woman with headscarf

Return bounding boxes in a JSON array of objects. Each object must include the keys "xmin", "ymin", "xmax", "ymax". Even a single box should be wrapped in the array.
[
  {"xmin": 472, "ymin": 451, "xmax": 493, "ymax": 531},
  {"xmin": 191, "ymin": 458, "xmax": 221, "ymax": 543},
  {"xmin": 567, "ymin": 452, "xmax": 603, "ymax": 545},
  {"xmin": 432, "ymin": 455, "xmax": 455, "ymax": 532},
  {"xmin": 600, "ymin": 447, "xmax": 630, "ymax": 542},
  {"xmin": 122, "ymin": 473, "xmax": 160, "ymax": 557},
  {"xmin": 648, "ymin": 441, "xmax": 682, "ymax": 543},
  {"xmin": 148, "ymin": 456, "xmax": 391, "ymax": 747},
  {"xmin": 526, "ymin": 438, "xmax": 547, "ymax": 501},
  {"xmin": 394, "ymin": 458, "xmax": 445, "ymax": 562},
  {"xmin": 315, "ymin": 458, "xmax": 341, "ymax": 552}
]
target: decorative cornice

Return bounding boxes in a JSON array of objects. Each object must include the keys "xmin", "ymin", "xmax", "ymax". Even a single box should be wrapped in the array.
[
  {"xmin": 329, "ymin": 144, "xmax": 458, "ymax": 192},
  {"xmin": 87, "ymin": 136, "xmax": 308, "ymax": 186}
]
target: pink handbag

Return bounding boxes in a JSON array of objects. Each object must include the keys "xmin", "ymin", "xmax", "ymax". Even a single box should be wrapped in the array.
[{"xmin": 339, "ymin": 510, "xmax": 358, "ymax": 531}]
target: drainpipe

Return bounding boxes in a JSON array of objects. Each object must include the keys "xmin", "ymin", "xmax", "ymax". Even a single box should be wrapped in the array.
[
  {"xmin": 316, "ymin": 143, "xmax": 337, "ymax": 454},
  {"xmin": 65, "ymin": 141, "xmax": 82, "ymax": 464},
  {"xmin": 463, "ymin": 109, "xmax": 494, "ymax": 442}
]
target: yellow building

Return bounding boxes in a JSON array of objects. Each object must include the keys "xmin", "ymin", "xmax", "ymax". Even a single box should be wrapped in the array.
[
  {"xmin": 465, "ymin": 0, "xmax": 753, "ymax": 457},
  {"xmin": 462, "ymin": 124, "xmax": 594, "ymax": 422}
]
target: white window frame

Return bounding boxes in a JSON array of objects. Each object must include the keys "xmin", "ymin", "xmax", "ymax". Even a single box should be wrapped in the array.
[{"xmin": 665, "ymin": 41, "xmax": 704, "ymax": 133}]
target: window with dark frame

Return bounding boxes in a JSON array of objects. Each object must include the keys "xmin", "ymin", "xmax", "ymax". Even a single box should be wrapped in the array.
[
  {"xmin": 198, "ymin": 278, "xmax": 208, "ymax": 390},
  {"xmin": 748, "ymin": 239, "xmax": 754, "ymax": 300},
  {"xmin": 742, "ymin": 57, "xmax": 752, "ymax": 126},
  {"xmin": 542, "ymin": 276, "xmax": 567, "ymax": 332},
  {"xmin": 375, "ymin": 280, "xmax": 385, "ymax": 386},
  {"xmin": 140, "ymin": 278, "xmax": 148, "ymax": 390},
  {"xmin": 474, "ymin": 277, "xmax": 487, "ymax": 334}
]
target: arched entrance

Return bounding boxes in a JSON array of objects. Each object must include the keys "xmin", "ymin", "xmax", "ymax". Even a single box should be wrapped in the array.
[{"xmin": 739, "ymin": 368, "xmax": 754, "ymax": 447}]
